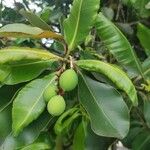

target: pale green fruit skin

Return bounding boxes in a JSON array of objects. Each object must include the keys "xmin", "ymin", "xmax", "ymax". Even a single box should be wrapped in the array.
[
  {"xmin": 43, "ymin": 85, "xmax": 58, "ymax": 102},
  {"xmin": 59, "ymin": 69, "xmax": 78, "ymax": 91},
  {"xmin": 47, "ymin": 95, "xmax": 66, "ymax": 116}
]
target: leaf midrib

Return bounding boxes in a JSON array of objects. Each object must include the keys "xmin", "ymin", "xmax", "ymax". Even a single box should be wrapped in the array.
[
  {"xmin": 6, "ymin": 60, "xmax": 55, "ymax": 67},
  {"xmin": 0, "ymin": 49, "xmax": 57, "ymax": 59},
  {"xmin": 69, "ymin": 0, "xmax": 83, "ymax": 50},
  {"xmin": 15, "ymin": 76, "xmax": 56, "ymax": 132},
  {"xmin": 80, "ymin": 73, "xmax": 123, "ymax": 138}
]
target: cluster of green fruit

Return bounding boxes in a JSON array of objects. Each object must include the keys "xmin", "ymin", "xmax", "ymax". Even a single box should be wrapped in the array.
[{"xmin": 43, "ymin": 69, "xmax": 78, "ymax": 116}]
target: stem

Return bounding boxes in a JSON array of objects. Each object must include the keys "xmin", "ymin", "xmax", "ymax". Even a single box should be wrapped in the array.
[
  {"xmin": 65, "ymin": 49, "xmax": 71, "ymax": 59},
  {"xmin": 56, "ymin": 63, "xmax": 66, "ymax": 77},
  {"xmin": 55, "ymin": 136, "xmax": 63, "ymax": 150},
  {"xmin": 115, "ymin": 0, "xmax": 121, "ymax": 21},
  {"xmin": 69, "ymin": 56, "xmax": 74, "ymax": 68},
  {"xmin": 63, "ymin": 41, "xmax": 70, "ymax": 59}
]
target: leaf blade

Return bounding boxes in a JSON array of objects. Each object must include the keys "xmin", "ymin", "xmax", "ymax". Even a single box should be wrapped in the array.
[
  {"xmin": 95, "ymin": 13, "xmax": 143, "ymax": 77},
  {"xmin": 12, "ymin": 74, "xmax": 57, "ymax": 135},
  {"xmin": 21, "ymin": 142, "xmax": 50, "ymax": 150},
  {"xmin": 20, "ymin": 9, "xmax": 52, "ymax": 31},
  {"xmin": 78, "ymin": 73, "xmax": 130, "ymax": 139},
  {"xmin": 0, "ymin": 23, "xmax": 63, "ymax": 41},
  {"xmin": 77, "ymin": 59, "xmax": 138, "ymax": 106},
  {"xmin": 137, "ymin": 23, "xmax": 150, "ymax": 56},
  {"xmin": 73, "ymin": 121, "xmax": 86, "ymax": 150},
  {"xmin": 64, "ymin": 0, "xmax": 100, "ymax": 50},
  {"xmin": 1, "ymin": 111, "xmax": 52, "ymax": 150},
  {"xmin": 0, "ymin": 47, "xmax": 61, "ymax": 64},
  {"xmin": 0, "ymin": 47, "xmax": 61, "ymax": 84}
]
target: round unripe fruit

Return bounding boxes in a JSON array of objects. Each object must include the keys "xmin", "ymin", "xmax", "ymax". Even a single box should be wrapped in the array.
[
  {"xmin": 47, "ymin": 95, "xmax": 66, "ymax": 116},
  {"xmin": 59, "ymin": 69, "xmax": 78, "ymax": 91},
  {"xmin": 43, "ymin": 85, "xmax": 58, "ymax": 102}
]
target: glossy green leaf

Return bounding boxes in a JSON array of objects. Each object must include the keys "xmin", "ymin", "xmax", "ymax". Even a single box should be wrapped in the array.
[
  {"xmin": 137, "ymin": 23, "xmax": 150, "ymax": 56},
  {"xmin": 21, "ymin": 142, "xmax": 50, "ymax": 150},
  {"xmin": 20, "ymin": 9, "xmax": 52, "ymax": 31},
  {"xmin": 95, "ymin": 13, "xmax": 143, "ymax": 77},
  {"xmin": 0, "ymin": 47, "xmax": 61, "ymax": 85},
  {"xmin": 78, "ymin": 73, "xmax": 130, "ymax": 139},
  {"xmin": 64, "ymin": 0, "xmax": 100, "ymax": 50},
  {"xmin": 0, "ymin": 23, "xmax": 63, "ymax": 40},
  {"xmin": 73, "ymin": 121, "xmax": 86, "ymax": 150},
  {"xmin": 132, "ymin": 129, "xmax": 150, "ymax": 150},
  {"xmin": 77, "ymin": 60, "xmax": 138, "ymax": 106},
  {"xmin": 0, "ymin": 111, "xmax": 52, "ymax": 150},
  {"xmin": 0, "ymin": 47, "xmax": 60, "ymax": 64},
  {"xmin": 12, "ymin": 73, "xmax": 57, "ymax": 136}
]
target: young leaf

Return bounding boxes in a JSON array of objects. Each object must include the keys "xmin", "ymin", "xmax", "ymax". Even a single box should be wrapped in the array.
[
  {"xmin": 95, "ymin": 13, "xmax": 143, "ymax": 77},
  {"xmin": 12, "ymin": 73, "xmax": 57, "ymax": 136},
  {"xmin": 0, "ymin": 47, "xmax": 61, "ymax": 63},
  {"xmin": 0, "ymin": 47, "xmax": 61, "ymax": 85},
  {"xmin": 0, "ymin": 23, "xmax": 63, "ymax": 41},
  {"xmin": 77, "ymin": 60, "xmax": 138, "ymax": 106},
  {"xmin": 20, "ymin": 9, "xmax": 52, "ymax": 31},
  {"xmin": 64, "ymin": 0, "xmax": 100, "ymax": 51},
  {"xmin": 54, "ymin": 108, "xmax": 80, "ymax": 135},
  {"xmin": 20, "ymin": 143, "xmax": 50, "ymax": 150},
  {"xmin": 78, "ymin": 73, "xmax": 130, "ymax": 139},
  {"xmin": 137, "ymin": 23, "xmax": 150, "ymax": 56}
]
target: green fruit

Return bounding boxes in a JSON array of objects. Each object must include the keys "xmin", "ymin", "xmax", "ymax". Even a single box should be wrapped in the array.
[
  {"xmin": 43, "ymin": 85, "xmax": 58, "ymax": 102},
  {"xmin": 47, "ymin": 95, "xmax": 66, "ymax": 116},
  {"xmin": 59, "ymin": 69, "xmax": 78, "ymax": 91}
]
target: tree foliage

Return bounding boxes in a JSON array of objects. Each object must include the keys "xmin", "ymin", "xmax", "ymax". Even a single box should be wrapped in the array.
[{"xmin": 0, "ymin": 0, "xmax": 150, "ymax": 149}]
